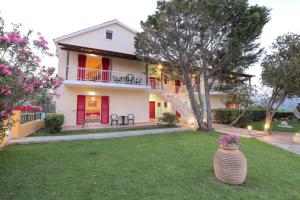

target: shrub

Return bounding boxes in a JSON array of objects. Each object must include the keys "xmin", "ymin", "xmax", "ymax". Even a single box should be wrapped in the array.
[
  {"xmin": 162, "ymin": 112, "xmax": 176, "ymax": 126},
  {"xmin": 44, "ymin": 114, "xmax": 64, "ymax": 133},
  {"xmin": 273, "ymin": 112, "xmax": 294, "ymax": 120},
  {"xmin": 213, "ymin": 109, "xmax": 294, "ymax": 127},
  {"xmin": 214, "ymin": 109, "xmax": 237, "ymax": 124}
]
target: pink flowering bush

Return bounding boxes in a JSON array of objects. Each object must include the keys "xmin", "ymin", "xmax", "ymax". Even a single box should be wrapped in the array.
[
  {"xmin": 0, "ymin": 16, "xmax": 63, "ymax": 140},
  {"xmin": 218, "ymin": 134, "xmax": 241, "ymax": 146}
]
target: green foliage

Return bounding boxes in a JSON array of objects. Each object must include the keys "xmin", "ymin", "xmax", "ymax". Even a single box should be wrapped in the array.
[
  {"xmin": 44, "ymin": 114, "xmax": 64, "ymax": 133},
  {"xmin": 135, "ymin": 0, "xmax": 270, "ymax": 129},
  {"xmin": 214, "ymin": 109, "xmax": 294, "ymax": 127},
  {"xmin": 162, "ymin": 112, "xmax": 176, "ymax": 126},
  {"xmin": 297, "ymin": 104, "xmax": 300, "ymax": 112}
]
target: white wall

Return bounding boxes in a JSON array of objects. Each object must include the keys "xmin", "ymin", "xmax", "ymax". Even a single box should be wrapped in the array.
[
  {"xmin": 56, "ymin": 86, "xmax": 149, "ymax": 126},
  {"xmin": 59, "ymin": 24, "xmax": 136, "ymax": 55}
]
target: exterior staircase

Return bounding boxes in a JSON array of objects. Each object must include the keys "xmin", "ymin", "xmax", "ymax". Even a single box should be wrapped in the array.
[{"xmin": 159, "ymin": 88, "xmax": 196, "ymax": 127}]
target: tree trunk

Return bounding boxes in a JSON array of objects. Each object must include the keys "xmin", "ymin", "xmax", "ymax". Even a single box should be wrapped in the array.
[
  {"xmin": 181, "ymin": 66, "xmax": 203, "ymax": 129},
  {"xmin": 230, "ymin": 109, "xmax": 247, "ymax": 127},
  {"xmin": 264, "ymin": 91, "xmax": 286, "ymax": 133},
  {"xmin": 203, "ymin": 63, "xmax": 213, "ymax": 130},
  {"xmin": 196, "ymin": 73, "xmax": 207, "ymax": 130}
]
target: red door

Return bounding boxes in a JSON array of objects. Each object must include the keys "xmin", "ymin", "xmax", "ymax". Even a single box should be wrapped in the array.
[
  {"xmin": 175, "ymin": 80, "xmax": 181, "ymax": 94},
  {"xmin": 77, "ymin": 54, "xmax": 86, "ymax": 80},
  {"xmin": 101, "ymin": 96, "xmax": 109, "ymax": 124},
  {"xmin": 102, "ymin": 57, "xmax": 110, "ymax": 82},
  {"xmin": 149, "ymin": 101, "xmax": 155, "ymax": 118},
  {"xmin": 77, "ymin": 95, "xmax": 86, "ymax": 125}
]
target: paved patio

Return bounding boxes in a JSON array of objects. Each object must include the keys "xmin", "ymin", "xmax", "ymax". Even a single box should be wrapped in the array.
[
  {"xmin": 257, "ymin": 132, "xmax": 300, "ymax": 155},
  {"xmin": 213, "ymin": 124, "xmax": 267, "ymax": 138},
  {"xmin": 8, "ymin": 127, "xmax": 192, "ymax": 145}
]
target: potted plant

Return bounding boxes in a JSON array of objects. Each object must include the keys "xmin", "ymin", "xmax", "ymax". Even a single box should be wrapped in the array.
[{"xmin": 213, "ymin": 134, "xmax": 247, "ymax": 185}]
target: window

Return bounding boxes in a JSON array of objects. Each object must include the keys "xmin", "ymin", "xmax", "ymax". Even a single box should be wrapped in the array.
[
  {"xmin": 164, "ymin": 102, "xmax": 168, "ymax": 108},
  {"xmin": 106, "ymin": 30, "xmax": 113, "ymax": 40},
  {"xmin": 157, "ymin": 102, "xmax": 161, "ymax": 107}
]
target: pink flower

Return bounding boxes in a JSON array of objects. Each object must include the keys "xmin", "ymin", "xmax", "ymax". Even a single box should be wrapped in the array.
[
  {"xmin": 50, "ymin": 77, "xmax": 62, "ymax": 87},
  {"xmin": 218, "ymin": 134, "xmax": 240, "ymax": 146},
  {"xmin": 0, "ymin": 64, "xmax": 12, "ymax": 76},
  {"xmin": 47, "ymin": 67, "xmax": 55, "ymax": 74},
  {"xmin": 0, "ymin": 35, "xmax": 9, "ymax": 43},
  {"xmin": 0, "ymin": 111, "xmax": 8, "ymax": 120},
  {"xmin": 22, "ymin": 84, "xmax": 34, "ymax": 94},
  {"xmin": 6, "ymin": 32, "xmax": 22, "ymax": 44},
  {"xmin": 1, "ymin": 88, "xmax": 12, "ymax": 95},
  {"xmin": 33, "ymin": 36, "xmax": 49, "ymax": 50}
]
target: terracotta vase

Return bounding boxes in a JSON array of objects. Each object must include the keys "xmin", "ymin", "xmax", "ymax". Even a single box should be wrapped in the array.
[
  {"xmin": 0, "ymin": 135, "xmax": 8, "ymax": 151},
  {"xmin": 213, "ymin": 144, "xmax": 247, "ymax": 185}
]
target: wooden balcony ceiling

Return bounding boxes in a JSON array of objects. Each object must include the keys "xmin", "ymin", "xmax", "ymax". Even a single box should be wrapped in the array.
[{"xmin": 57, "ymin": 43, "xmax": 138, "ymax": 60}]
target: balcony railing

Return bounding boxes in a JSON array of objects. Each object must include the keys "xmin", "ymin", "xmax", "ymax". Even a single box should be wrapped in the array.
[
  {"xmin": 20, "ymin": 113, "xmax": 42, "ymax": 124},
  {"xmin": 66, "ymin": 67, "xmax": 147, "ymax": 86}
]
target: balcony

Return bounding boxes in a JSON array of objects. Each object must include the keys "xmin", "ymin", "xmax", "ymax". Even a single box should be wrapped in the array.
[{"xmin": 64, "ymin": 66, "xmax": 149, "ymax": 90}]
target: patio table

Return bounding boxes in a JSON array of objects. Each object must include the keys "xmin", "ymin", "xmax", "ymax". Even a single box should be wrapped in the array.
[{"xmin": 119, "ymin": 115, "xmax": 127, "ymax": 125}]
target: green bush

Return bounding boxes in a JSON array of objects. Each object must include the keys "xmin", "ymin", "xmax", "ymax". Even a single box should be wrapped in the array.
[
  {"xmin": 44, "ymin": 114, "xmax": 64, "ymax": 133},
  {"xmin": 274, "ymin": 112, "xmax": 294, "ymax": 120},
  {"xmin": 162, "ymin": 112, "xmax": 176, "ymax": 126},
  {"xmin": 213, "ymin": 109, "xmax": 294, "ymax": 127}
]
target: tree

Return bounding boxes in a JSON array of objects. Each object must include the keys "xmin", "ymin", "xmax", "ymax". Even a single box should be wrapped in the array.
[
  {"xmin": 190, "ymin": 0, "xmax": 269, "ymax": 130},
  {"xmin": 217, "ymin": 80, "xmax": 255, "ymax": 126},
  {"xmin": 135, "ymin": 0, "xmax": 269, "ymax": 130},
  {"xmin": 0, "ymin": 16, "xmax": 63, "ymax": 140},
  {"xmin": 135, "ymin": 0, "xmax": 207, "ymax": 129},
  {"xmin": 261, "ymin": 33, "xmax": 300, "ymax": 132}
]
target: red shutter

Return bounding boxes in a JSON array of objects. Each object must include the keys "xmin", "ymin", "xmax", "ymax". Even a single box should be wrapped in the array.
[
  {"xmin": 149, "ymin": 77, "xmax": 156, "ymax": 89},
  {"xmin": 77, "ymin": 95, "xmax": 86, "ymax": 125},
  {"xmin": 101, "ymin": 96, "xmax": 109, "ymax": 124},
  {"xmin": 102, "ymin": 57, "xmax": 110, "ymax": 82},
  {"xmin": 175, "ymin": 80, "xmax": 181, "ymax": 94},
  {"xmin": 78, "ymin": 54, "xmax": 87, "ymax": 80}
]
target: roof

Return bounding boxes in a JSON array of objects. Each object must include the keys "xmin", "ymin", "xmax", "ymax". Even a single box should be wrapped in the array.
[
  {"xmin": 54, "ymin": 19, "xmax": 138, "ymax": 43},
  {"xmin": 57, "ymin": 43, "xmax": 137, "ymax": 60}
]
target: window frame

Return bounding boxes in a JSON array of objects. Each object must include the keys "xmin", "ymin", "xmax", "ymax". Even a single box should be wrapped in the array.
[{"xmin": 105, "ymin": 30, "xmax": 113, "ymax": 40}]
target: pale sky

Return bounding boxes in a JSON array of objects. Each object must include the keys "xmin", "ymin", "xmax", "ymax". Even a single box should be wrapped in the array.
[{"xmin": 1, "ymin": 0, "xmax": 300, "ymax": 84}]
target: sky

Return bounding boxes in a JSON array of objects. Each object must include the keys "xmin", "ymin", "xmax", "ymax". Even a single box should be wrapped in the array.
[{"xmin": 1, "ymin": 0, "xmax": 300, "ymax": 85}]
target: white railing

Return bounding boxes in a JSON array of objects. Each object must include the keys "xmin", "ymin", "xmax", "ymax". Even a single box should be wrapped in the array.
[{"xmin": 67, "ymin": 67, "xmax": 147, "ymax": 86}]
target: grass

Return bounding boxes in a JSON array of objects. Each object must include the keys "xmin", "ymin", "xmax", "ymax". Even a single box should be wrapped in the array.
[
  {"xmin": 1, "ymin": 131, "xmax": 300, "ymax": 200},
  {"xmin": 250, "ymin": 121, "xmax": 300, "ymax": 133},
  {"xmin": 30, "ymin": 124, "xmax": 173, "ymax": 137}
]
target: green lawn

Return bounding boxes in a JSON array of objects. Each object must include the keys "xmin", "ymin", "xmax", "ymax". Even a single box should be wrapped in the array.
[
  {"xmin": 250, "ymin": 121, "xmax": 300, "ymax": 133},
  {"xmin": 30, "ymin": 124, "xmax": 172, "ymax": 137},
  {"xmin": 1, "ymin": 132, "xmax": 300, "ymax": 200}
]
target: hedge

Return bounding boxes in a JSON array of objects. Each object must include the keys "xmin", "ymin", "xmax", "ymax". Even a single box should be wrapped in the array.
[
  {"xmin": 44, "ymin": 114, "xmax": 64, "ymax": 133},
  {"xmin": 213, "ymin": 109, "xmax": 294, "ymax": 127}
]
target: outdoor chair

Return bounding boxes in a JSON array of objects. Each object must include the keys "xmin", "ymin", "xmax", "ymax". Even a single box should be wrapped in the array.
[
  {"xmin": 127, "ymin": 114, "xmax": 135, "ymax": 125},
  {"xmin": 110, "ymin": 114, "xmax": 119, "ymax": 125},
  {"xmin": 112, "ymin": 76, "xmax": 119, "ymax": 83},
  {"xmin": 126, "ymin": 74, "xmax": 134, "ymax": 84}
]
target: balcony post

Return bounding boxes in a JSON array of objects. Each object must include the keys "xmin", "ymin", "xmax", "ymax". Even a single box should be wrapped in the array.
[
  {"xmin": 66, "ymin": 50, "xmax": 70, "ymax": 80},
  {"xmin": 145, "ymin": 63, "xmax": 149, "ymax": 85}
]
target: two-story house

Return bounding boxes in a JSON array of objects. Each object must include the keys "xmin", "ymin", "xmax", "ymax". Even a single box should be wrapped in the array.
[{"xmin": 54, "ymin": 19, "xmax": 252, "ymax": 128}]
